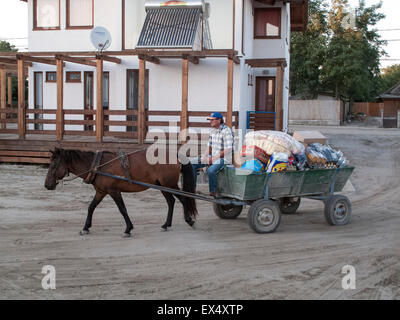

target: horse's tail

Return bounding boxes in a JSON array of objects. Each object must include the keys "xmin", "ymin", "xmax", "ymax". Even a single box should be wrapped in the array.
[{"xmin": 180, "ymin": 162, "xmax": 198, "ymax": 219}]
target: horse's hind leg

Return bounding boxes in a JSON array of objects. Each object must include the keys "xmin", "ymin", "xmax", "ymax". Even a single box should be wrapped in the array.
[
  {"xmin": 80, "ymin": 191, "xmax": 105, "ymax": 235},
  {"xmin": 161, "ymin": 191, "xmax": 175, "ymax": 231},
  {"xmin": 175, "ymin": 194, "xmax": 196, "ymax": 228},
  {"xmin": 109, "ymin": 191, "xmax": 134, "ymax": 238}
]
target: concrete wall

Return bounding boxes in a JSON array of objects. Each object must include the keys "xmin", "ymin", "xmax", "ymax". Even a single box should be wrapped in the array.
[{"xmin": 289, "ymin": 100, "xmax": 342, "ymax": 126}]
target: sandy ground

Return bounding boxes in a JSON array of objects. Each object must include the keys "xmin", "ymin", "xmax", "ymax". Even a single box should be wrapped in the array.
[{"xmin": 0, "ymin": 125, "xmax": 399, "ymax": 300}]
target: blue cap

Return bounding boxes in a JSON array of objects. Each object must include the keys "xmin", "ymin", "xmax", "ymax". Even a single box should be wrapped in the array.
[{"xmin": 207, "ymin": 112, "xmax": 223, "ymax": 120}]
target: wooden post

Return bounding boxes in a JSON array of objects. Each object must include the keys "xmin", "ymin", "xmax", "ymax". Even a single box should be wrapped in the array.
[
  {"xmin": 0, "ymin": 69, "xmax": 6, "ymax": 129},
  {"xmin": 275, "ymin": 65, "xmax": 284, "ymax": 131},
  {"xmin": 7, "ymin": 75, "xmax": 12, "ymax": 107},
  {"xmin": 227, "ymin": 57, "xmax": 234, "ymax": 128},
  {"xmin": 138, "ymin": 58, "xmax": 146, "ymax": 144},
  {"xmin": 17, "ymin": 58, "xmax": 26, "ymax": 139},
  {"xmin": 96, "ymin": 58, "xmax": 104, "ymax": 143},
  {"xmin": 180, "ymin": 57, "xmax": 189, "ymax": 142},
  {"xmin": 56, "ymin": 58, "xmax": 64, "ymax": 141}
]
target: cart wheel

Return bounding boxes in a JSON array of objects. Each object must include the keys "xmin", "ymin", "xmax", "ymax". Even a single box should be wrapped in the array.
[
  {"xmin": 279, "ymin": 197, "xmax": 301, "ymax": 214},
  {"xmin": 248, "ymin": 200, "xmax": 281, "ymax": 234},
  {"xmin": 324, "ymin": 195, "xmax": 352, "ymax": 226},
  {"xmin": 213, "ymin": 204, "xmax": 243, "ymax": 219}
]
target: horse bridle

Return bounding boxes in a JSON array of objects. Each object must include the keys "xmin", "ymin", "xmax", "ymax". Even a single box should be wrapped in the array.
[{"xmin": 52, "ymin": 155, "xmax": 69, "ymax": 185}]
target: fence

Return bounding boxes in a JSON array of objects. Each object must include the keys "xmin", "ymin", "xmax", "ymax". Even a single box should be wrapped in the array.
[
  {"xmin": 0, "ymin": 107, "xmax": 239, "ymax": 141},
  {"xmin": 353, "ymin": 102, "xmax": 383, "ymax": 117}
]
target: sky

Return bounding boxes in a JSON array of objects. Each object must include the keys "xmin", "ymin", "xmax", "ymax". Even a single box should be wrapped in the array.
[{"xmin": 0, "ymin": 0, "xmax": 399, "ymax": 69}]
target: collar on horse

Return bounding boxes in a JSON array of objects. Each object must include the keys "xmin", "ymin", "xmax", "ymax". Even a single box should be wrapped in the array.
[
  {"xmin": 84, "ymin": 151, "xmax": 104, "ymax": 184},
  {"xmin": 83, "ymin": 150, "xmax": 133, "ymax": 184}
]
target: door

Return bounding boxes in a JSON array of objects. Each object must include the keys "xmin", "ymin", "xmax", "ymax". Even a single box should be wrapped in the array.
[
  {"xmin": 34, "ymin": 72, "xmax": 43, "ymax": 130},
  {"xmin": 256, "ymin": 76, "xmax": 275, "ymax": 112},
  {"xmin": 126, "ymin": 69, "xmax": 149, "ymax": 132},
  {"xmin": 84, "ymin": 71, "xmax": 94, "ymax": 131}
]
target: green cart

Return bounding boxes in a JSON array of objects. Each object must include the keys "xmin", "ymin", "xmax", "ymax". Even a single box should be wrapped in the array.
[{"xmin": 214, "ymin": 166, "xmax": 355, "ymax": 234}]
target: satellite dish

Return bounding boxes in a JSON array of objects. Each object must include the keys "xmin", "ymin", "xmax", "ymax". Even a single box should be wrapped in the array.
[{"xmin": 90, "ymin": 26, "xmax": 112, "ymax": 52}]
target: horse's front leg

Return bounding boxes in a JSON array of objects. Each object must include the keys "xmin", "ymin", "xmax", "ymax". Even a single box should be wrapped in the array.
[
  {"xmin": 80, "ymin": 191, "xmax": 105, "ymax": 235},
  {"xmin": 109, "ymin": 191, "xmax": 134, "ymax": 238},
  {"xmin": 160, "ymin": 191, "xmax": 175, "ymax": 231}
]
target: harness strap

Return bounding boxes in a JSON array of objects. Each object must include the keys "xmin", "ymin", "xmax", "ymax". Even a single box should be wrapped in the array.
[
  {"xmin": 117, "ymin": 150, "xmax": 132, "ymax": 180},
  {"xmin": 84, "ymin": 151, "xmax": 103, "ymax": 184}
]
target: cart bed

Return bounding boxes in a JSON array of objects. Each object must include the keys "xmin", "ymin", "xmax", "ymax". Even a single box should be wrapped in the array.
[{"xmin": 216, "ymin": 166, "xmax": 355, "ymax": 201}]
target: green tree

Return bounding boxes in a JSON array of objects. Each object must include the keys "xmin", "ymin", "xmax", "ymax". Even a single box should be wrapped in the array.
[
  {"xmin": 290, "ymin": 0, "xmax": 328, "ymax": 98},
  {"xmin": 0, "ymin": 40, "xmax": 17, "ymax": 52},
  {"xmin": 380, "ymin": 64, "xmax": 400, "ymax": 92},
  {"xmin": 290, "ymin": 0, "xmax": 386, "ymax": 104},
  {"xmin": 321, "ymin": 0, "xmax": 385, "ymax": 103},
  {"xmin": 0, "ymin": 40, "xmax": 19, "ymax": 105}
]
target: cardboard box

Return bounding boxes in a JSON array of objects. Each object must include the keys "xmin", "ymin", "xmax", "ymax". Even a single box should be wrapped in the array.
[{"xmin": 293, "ymin": 131, "xmax": 327, "ymax": 145}]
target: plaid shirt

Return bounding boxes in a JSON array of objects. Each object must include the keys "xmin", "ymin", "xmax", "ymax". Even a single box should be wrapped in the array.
[{"xmin": 207, "ymin": 124, "xmax": 234, "ymax": 162}]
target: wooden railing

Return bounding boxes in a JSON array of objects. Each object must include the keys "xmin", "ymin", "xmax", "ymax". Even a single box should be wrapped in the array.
[
  {"xmin": 0, "ymin": 107, "xmax": 239, "ymax": 142},
  {"xmin": 0, "ymin": 108, "xmax": 18, "ymax": 134}
]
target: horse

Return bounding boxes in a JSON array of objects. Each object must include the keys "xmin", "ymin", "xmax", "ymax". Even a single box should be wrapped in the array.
[{"xmin": 44, "ymin": 148, "xmax": 197, "ymax": 237}]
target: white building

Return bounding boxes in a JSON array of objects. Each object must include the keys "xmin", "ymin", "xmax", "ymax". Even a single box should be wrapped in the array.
[{"xmin": 2, "ymin": 0, "xmax": 308, "ymax": 144}]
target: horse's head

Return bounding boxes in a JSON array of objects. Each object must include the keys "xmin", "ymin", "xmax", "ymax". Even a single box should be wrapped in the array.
[{"xmin": 45, "ymin": 148, "xmax": 69, "ymax": 190}]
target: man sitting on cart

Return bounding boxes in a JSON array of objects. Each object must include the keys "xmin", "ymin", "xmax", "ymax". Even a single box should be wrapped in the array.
[{"xmin": 191, "ymin": 112, "xmax": 234, "ymax": 197}]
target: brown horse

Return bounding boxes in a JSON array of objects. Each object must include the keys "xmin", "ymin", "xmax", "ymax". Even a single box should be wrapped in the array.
[{"xmin": 44, "ymin": 148, "xmax": 197, "ymax": 237}]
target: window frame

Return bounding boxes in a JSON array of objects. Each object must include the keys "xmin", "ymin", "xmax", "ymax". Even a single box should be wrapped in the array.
[
  {"xmin": 253, "ymin": 7, "xmax": 282, "ymax": 39},
  {"xmin": 33, "ymin": 0, "xmax": 61, "ymax": 31},
  {"xmin": 65, "ymin": 71, "xmax": 82, "ymax": 83},
  {"xmin": 66, "ymin": 0, "xmax": 94, "ymax": 30},
  {"xmin": 45, "ymin": 72, "xmax": 57, "ymax": 83}
]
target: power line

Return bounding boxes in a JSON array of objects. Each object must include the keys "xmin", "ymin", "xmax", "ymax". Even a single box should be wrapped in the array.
[{"xmin": 377, "ymin": 28, "xmax": 400, "ymax": 32}]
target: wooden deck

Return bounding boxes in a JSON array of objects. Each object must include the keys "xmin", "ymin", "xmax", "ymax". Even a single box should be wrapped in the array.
[
  {"xmin": 0, "ymin": 133, "xmax": 147, "ymax": 164},
  {"xmin": 0, "ymin": 110, "xmax": 238, "ymax": 164}
]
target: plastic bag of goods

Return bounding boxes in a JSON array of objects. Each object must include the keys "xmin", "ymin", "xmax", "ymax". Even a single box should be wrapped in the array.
[
  {"xmin": 308, "ymin": 143, "xmax": 349, "ymax": 168},
  {"xmin": 293, "ymin": 153, "xmax": 307, "ymax": 171},
  {"xmin": 241, "ymin": 158, "xmax": 266, "ymax": 173},
  {"xmin": 244, "ymin": 130, "xmax": 305, "ymax": 156},
  {"xmin": 266, "ymin": 152, "xmax": 289, "ymax": 173},
  {"xmin": 241, "ymin": 145, "xmax": 270, "ymax": 163},
  {"xmin": 306, "ymin": 148, "xmax": 327, "ymax": 168},
  {"xmin": 308, "ymin": 143, "xmax": 338, "ymax": 163}
]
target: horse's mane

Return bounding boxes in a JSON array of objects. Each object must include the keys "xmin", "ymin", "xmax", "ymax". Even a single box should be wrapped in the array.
[{"xmin": 55, "ymin": 148, "xmax": 114, "ymax": 164}]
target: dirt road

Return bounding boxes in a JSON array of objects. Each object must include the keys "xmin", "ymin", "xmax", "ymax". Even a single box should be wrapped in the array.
[{"xmin": 0, "ymin": 125, "xmax": 399, "ymax": 300}]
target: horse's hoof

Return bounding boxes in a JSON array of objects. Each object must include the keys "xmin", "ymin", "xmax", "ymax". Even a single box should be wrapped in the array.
[
  {"xmin": 190, "ymin": 221, "xmax": 196, "ymax": 229},
  {"xmin": 122, "ymin": 233, "xmax": 131, "ymax": 238},
  {"xmin": 80, "ymin": 230, "xmax": 90, "ymax": 236}
]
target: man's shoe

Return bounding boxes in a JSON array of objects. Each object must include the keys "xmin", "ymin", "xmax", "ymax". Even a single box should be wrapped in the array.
[{"xmin": 209, "ymin": 192, "xmax": 216, "ymax": 198}]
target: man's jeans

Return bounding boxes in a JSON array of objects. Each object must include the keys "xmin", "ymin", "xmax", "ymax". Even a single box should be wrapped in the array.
[{"xmin": 191, "ymin": 158, "xmax": 225, "ymax": 193}]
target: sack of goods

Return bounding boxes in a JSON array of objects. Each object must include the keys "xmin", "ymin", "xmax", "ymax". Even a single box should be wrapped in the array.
[
  {"xmin": 266, "ymin": 152, "xmax": 289, "ymax": 173},
  {"xmin": 305, "ymin": 143, "xmax": 348, "ymax": 169},
  {"xmin": 244, "ymin": 130, "xmax": 305, "ymax": 156},
  {"xmin": 241, "ymin": 145, "xmax": 270, "ymax": 163},
  {"xmin": 238, "ymin": 131, "xmax": 349, "ymax": 173},
  {"xmin": 241, "ymin": 158, "xmax": 267, "ymax": 173}
]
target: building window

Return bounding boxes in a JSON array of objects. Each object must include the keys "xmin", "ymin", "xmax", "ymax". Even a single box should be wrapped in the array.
[
  {"xmin": 254, "ymin": 8, "xmax": 281, "ymax": 39},
  {"xmin": 46, "ymin": 72, "xmax": 57, "ymax": 82},
  {"xmin": 66, "ymin": 0, "xmax": 94, "ymax": 29},
  {"xmin": 66, "ymin": 72, "xmax": 81, "ymax": 83},
  {"xmin": 34, "ymin": 72, "xmax": 44, "ymax": 130},
  {"xmin": 103, "ymin": 72, "xmax": 109, "ymax": 131},
  {"xmin": 33, "ymin": 0, "xmax": 60, "ymax": 30},
  {"xmin": 126, "ymin": 69, "xmax": 149, "ymax": 132}
]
